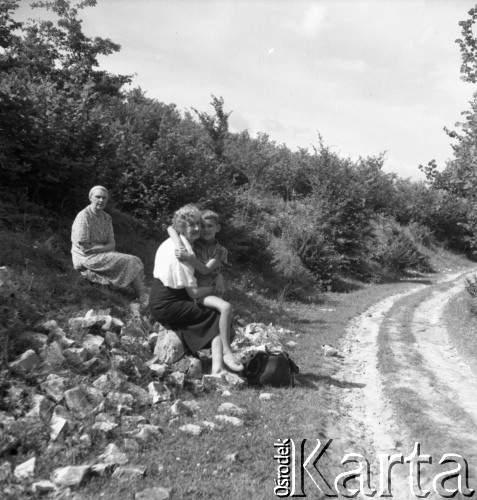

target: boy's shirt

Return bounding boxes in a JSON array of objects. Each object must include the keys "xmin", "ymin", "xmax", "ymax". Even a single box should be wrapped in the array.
[{"xmin": 193, "ymin": 238, "xmax": 228, "ymax": 287}]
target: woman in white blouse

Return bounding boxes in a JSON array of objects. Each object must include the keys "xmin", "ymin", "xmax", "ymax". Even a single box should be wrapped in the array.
[{"xmin": 149, "ymin": 204, "xmax": 242, "ymax": 374}]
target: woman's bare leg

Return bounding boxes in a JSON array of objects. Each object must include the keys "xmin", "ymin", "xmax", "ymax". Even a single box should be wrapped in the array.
[
  {"xmin": 202, "ymin": 296, "xmax": 243, "ymax": 371},
  {"xmin": 211, "ymin": 335, "xmax": 225, "ymax": 374}
]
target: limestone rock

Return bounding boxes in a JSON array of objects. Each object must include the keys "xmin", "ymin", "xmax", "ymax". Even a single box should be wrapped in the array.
[
  {"xmin": 79, "ymin": 434, "xmax": 92, "ymax": 447},
  {"xmin": 83, "ymin": 334, "xmax": 104, "ymax": 356},
  {"xmin": 202, "ymin": 373, "xmax": 226, "ymax": 391},
  {"xmin": 170, "ymin": 399, "xmax": 193, "ymax": 417},
  {"xmin": 0, "ymin": 461, "xmax": 12, "ymax": 482},
  {"xmin": 111, "ymin": 465, "xmax": 146, "ymax": 479},
  {"xmin": 41, "ymin": 374, "xmax": 68, "ymax": 402},
  {"xmin": 63, "ymin": 347, "xmax": 89, "ymax": 365},
  {"xmin": 92, "ymin": 413, "xmax": 118, "ymax": 434},
  {"xmin": 63, "ymin": 385, "xmax": 104, "ymax": 416},
  {"xmin": 130, "ymin": 424, "xmax": 163, "ymax": 441},
  {"xmin": 259, "ymin": 392, "xmax": 275, "ymax": 400},
  {"xmin": 187, "ymin": 358, "xmax": 203, "ymax": 379},
  {"xmin": 110, "ymin": 354, "xmax": 128, "ymax": 371},
  {"xmin": 32, "ymin": 480, "xmax": 56, "ymax": 494},
  {"xmin": 121, "ymin": 415, "xmax": 148, "ymax": 432},
  {"xmin": 111, "ymin": 317, "xmax": 125, "ymax": 332},
  {"xmin": 0, "ymin": 411, "xmax": 15, "ymax": 428},
  {"xmin": 50, "ymin": 414, "xmax": 69, "ymax": 441},
  {"xmin": 148, "ymin": 382, "xmax": 172, "ymax": 404},
  {"xmin": 214, "ymin": 414, "xmax": 244, "ymax": 427},
  {"xmin": 226, "ymin": 452, "xmax": 240, "ymax": 463},
  {"xmin": 135, "ymin": 487, "xmax": 171, "ymax": 500},
  {"xmin": 153, "ymin": 329, "xmax": 185, "ymax": 364},
  {"xmin": 68, "ymin": 317, "xmax": 87, "ymax": 335},
  {"xmin": 80, "ymin": 356, "xmax": 108, "ymax": 375},
  {"xmin": 25, "ymin": 395, "xmax": 52, "ymax": 420},
  {"xmin": 104, "ymin": 331, "xmax": 120, "ymax": 348},
  {"xmin": 182, "ymin": 400, "xmax": 200, "ymax": 412},
  {"xmin": 36, "ymin": 319, "xmax": 60, "ymax": 334},
  {"xmin": 173, "ymin": 357, "xmax": 192, "ymax": 373},
  {"xmin": 121, "ymin": 382, "xmax": 150, "ymax": 406},
  {"xmin": 224, "ymin": 372, "xmax": 246, "ymax": 388},
  {"xmin": 148, "ymin": 332, "xmax": 159, "ymax": 349},
  {"xmin": 201, "ymin": 421, "xmax": 219, "ymax": 431},
  {"xmin": 148, "ymin": 363, "xmax": 169, "ymax": 377},
  {"xmin": 106, "ymin": 392, "xmax": 134, "ymax": 406},
  {"xmin": 217, "ymin": 402, "xmax": 247, "ymax": 416},
  {"xmin": 98, "ymin": 443, "xmax": 128, "ymax": 465},
  {"xmin": 92, "ymin": 422, "xmax": 118, "ymax": 434},
  {"xmin": 92, "ymin": 370, "xmax": 127, "ymax": 392},
  {"xmin": 42, "ymin": 341, "xmax": 65, "ymax": 368},
  {"xmin": 123, "ymin": 438, "xmax": 140, "ymax": 453},
  {"xmin": 9, "ymin": 350, "xmax": 40, "ymax": 374},
  {"xmin": 57, "ymin": 335, "xmax": 76, "ymax": 349},
  {"xmin": 84, "ymin": 309, "xmax": 112, "ymax": 329},
  {"xmin": 90, "ymin": 463, "xmax": 115, "ymax": 477},
  {"xmin": 166, "ymin": 371, "xmax": 185, "ymax": 389},
  {"xmin": 14, "ymin": 456, "xmax": 36, "ymax": 480},
  {"xmin": 51, "ymin": 465, "xmax": 91, "ymax": 487},
  {"xmin": 179, "ymin": 424, "xmax": 202, "ymax": 436}
]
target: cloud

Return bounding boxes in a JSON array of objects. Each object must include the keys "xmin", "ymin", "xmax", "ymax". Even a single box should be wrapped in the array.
[
  {"xmin": 315, "ymin": 57, "xmax": 369, "ymax": 73},
  {"xmin": 229, "ymin": 111, "xmax": 250, "ymax": 133},
  {"xmin": 384, "ymin": 155, "xmax": 424, "ymax": 180},
  {"xmin": 301, "ymin": 4, "xmax": 327, "ymax": 38},
  {"xmin": 261, "ymin": 118, "xmax": 287, "ymax": 134}
]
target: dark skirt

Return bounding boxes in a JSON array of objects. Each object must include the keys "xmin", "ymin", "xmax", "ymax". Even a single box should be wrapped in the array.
[{"xmin": 149, "ymin": 278, "xmax": 220, "ymax": 353}]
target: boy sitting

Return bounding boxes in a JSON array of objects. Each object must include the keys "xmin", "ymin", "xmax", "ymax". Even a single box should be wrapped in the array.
[{"xmin": 167, "ymin": 210, "xmax": 243, "ymax": 372}]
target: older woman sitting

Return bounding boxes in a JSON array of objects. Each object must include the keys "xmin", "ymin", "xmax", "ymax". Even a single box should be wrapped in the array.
[
  {"xmin": 149, "ymin": 204, "xmax": 242, "ymax": 374},
  {"xmin": 71, "ymin": 186, "xmax": 147, "ymax": 304}
]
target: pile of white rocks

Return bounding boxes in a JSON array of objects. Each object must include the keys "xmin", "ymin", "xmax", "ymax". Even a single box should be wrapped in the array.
[{"xmin": 1, "ymin": 305, "xmax": 294, "ymax": 497}]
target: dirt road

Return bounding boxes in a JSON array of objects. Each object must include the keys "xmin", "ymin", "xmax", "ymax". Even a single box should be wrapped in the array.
[{"xmin": 327, "ymin": 269, "xmax": 477, "ymax": 499}]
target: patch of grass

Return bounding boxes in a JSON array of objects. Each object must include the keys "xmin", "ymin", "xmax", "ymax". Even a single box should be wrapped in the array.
[{"xmin": 445, "ymin": 288, "xmax": 477, "ymax": 375}]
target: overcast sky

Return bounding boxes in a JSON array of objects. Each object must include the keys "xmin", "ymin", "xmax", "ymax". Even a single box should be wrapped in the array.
[{"xmin": 18, "ymin": 0, "xmax": 477, "ymax": 179}]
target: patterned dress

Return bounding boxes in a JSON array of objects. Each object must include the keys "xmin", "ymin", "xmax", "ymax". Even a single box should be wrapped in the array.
[{"xmin": 71, "ymin": 206, "xmax": 143, "ymax": 287}]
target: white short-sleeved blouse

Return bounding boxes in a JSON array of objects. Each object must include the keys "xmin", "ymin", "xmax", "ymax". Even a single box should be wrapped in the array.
[{"xmin": 153, "ymin": 235, "xmax": 197, "ymax": 289}]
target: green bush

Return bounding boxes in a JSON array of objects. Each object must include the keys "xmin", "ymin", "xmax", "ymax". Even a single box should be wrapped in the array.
[
  {"xmin": 466, "ymin": 274, "xmax": 477, "ymax": 299},
  {"xmin": 269, "ymin": 236, "xmax": 317, "ymax": 299},
  {"xmin": 367, "ymin": 217, "xmax": 430, "ymax": 273}
]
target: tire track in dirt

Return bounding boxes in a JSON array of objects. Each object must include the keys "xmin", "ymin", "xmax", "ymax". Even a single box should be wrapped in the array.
[{"xmin": 332, "ymin": 269, "xmax": 477, "ymax": 499}]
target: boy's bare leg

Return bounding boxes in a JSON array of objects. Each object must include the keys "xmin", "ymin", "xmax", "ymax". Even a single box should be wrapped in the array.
[{"xmin": 203, "ymin": 295, "xmax": 243, "ymax": 372}]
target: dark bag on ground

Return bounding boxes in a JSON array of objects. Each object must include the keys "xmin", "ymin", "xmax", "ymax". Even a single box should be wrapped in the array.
[{"xmin": 243, "ymin": 350, "xmax": 299, "ymax": 387}]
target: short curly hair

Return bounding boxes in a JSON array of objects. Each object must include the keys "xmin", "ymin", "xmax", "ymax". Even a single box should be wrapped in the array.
[
  {"xmin": 172, "ymin": 204, "xmax": 202, "ymax": 234},
  {"xmin": 201, "ymin": 210, "xmax": 220, "ymax": 224}
]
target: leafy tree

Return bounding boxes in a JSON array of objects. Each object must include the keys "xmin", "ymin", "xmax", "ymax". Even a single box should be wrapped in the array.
[
  {"xmin": 193, "ymin": 95, "xmax": 230, "ymax": 159},
  {"xmin": 0, "ymin": 0, "xmax": 129, "ymax": 211},
  {"xmin": 417, "ymin": 5, "xmax": 477, "ymax": 252}
]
